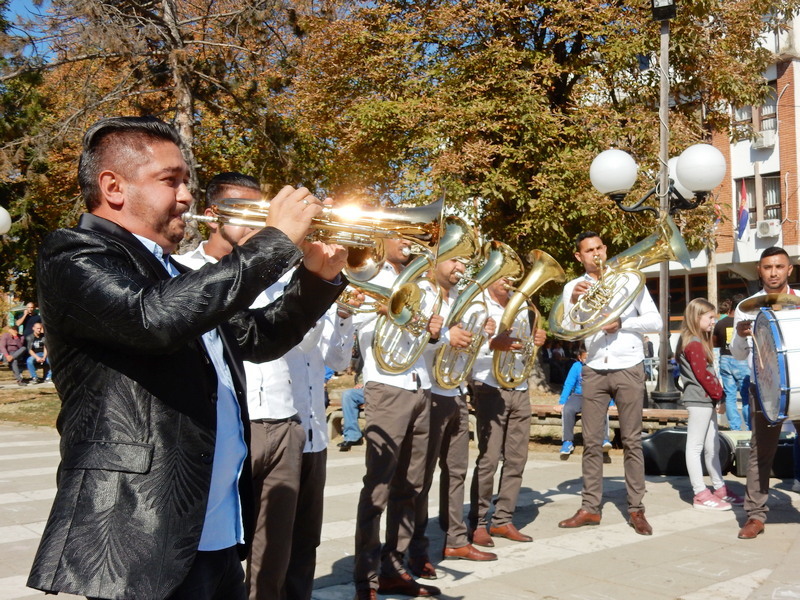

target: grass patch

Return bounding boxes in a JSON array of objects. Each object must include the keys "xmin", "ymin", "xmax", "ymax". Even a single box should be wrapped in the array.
[{"xmin": 0, "ymin": 386, "xmax": 61, "ymax": 427}]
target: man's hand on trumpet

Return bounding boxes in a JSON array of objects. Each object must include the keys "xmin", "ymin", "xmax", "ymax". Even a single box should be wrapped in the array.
[
  {"xmin": 265, "ymin": 185, "xmax": 323, "ymax": 245},
  {"xmin": 489, "ymin": 330, "xmax": 523, "ymax": 352},
  {"xmin": 448, "ymin": 324, "xmax": 473, "ymax": 349},
  {"xmin": 302, "ymin": 240, "xmax": 348, "ymax": 282}
]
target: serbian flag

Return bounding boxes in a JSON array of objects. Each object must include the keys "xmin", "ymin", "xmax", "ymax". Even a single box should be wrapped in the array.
[{"xmin": 737, "ymin": 178, "xmax": 749, "ymax": 241}]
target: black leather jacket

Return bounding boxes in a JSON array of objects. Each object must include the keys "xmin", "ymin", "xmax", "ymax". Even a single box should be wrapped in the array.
[{"xmin": 27, "ymin": 214, "xmax": 345, "ymax": 599}]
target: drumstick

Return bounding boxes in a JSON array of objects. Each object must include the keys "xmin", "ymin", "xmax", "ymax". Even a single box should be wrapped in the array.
[{"xmin": 751, "ymin": 330, "xmax": 764, "ymax": 372}]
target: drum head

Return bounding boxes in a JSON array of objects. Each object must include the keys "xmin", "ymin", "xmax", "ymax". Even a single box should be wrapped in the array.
[{"xmin": 753, "ymin": 308, "xmax": 788, "ymax": 424}]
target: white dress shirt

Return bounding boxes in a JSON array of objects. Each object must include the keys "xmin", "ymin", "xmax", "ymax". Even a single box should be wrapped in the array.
[
  {"xmin": 560, "ymin": 273, "xmax": 662, "ymax": 371},
  {"xmin": 241, "ymin": 270, "xmax": 355, "ymax": 452},
  {"xmin": 422, "ymin": 281, "xmax": 464, "ymax": 397},
  {"xmin": 730, "ymin": 286, "xmax": 798, "ymax": 376},
  {"xmin": 471, "ymin": 292, "xmax": 528, "ymax": 391},
  {"xmin": 353, "ymin": 263, "xmax": 431, "ymax": 390}
]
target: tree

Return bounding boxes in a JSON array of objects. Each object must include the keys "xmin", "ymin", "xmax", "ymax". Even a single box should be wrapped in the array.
[
  {"xmin": 289, "ymin": 0, "xmax": 799, "ymax": 281},
  {"xmin": 0, "ymin": 0, "xmax": 338, "ymax": 297}
]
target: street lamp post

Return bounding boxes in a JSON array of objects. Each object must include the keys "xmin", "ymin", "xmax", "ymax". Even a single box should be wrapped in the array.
[{"xmin": 588, "ymin": 0, "xmax": 726, "ymax": 408}]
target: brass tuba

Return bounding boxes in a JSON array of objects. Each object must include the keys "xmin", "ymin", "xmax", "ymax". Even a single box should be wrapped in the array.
[
  {"xmin": 187, "ymin": 197, "xmax": 444, "ymax": 283},
  {"xmin": 373, "ymin": 216, "xmax": 480, "ymax": 374},
  {"xmin": 491, "ymin": 250, "xmax": 566, "ymax": 389},
  {"xmin": 433, "ymin": 241, "xmax": 525, "ymax": 390},
  {"xmin": 548, "ymin": 215, "xmax": 690, "ymax": 341}
]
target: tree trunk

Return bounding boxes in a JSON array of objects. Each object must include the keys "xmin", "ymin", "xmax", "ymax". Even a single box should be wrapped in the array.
[{"xmin": 162, "ymin": 0, "xmax": 201, "ymax": 249}]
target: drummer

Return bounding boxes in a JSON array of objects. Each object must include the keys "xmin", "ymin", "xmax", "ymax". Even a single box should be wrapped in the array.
[{"xmin": 730, "ymin": 246, "xmax": 800, "ymax": 540}]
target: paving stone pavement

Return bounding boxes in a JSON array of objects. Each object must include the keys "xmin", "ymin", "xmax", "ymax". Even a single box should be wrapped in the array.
[{"xmin": 2, "ymin": 421, "xmax": 800, "ymax": 600}]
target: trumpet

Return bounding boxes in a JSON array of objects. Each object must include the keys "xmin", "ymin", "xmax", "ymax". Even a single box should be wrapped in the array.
[
  {"xmin": 185, "ymin": 197, "xmax": 444, "ymax": 282},
  {"xmin": 373, "ymin": 216, "xmax": 481, "ymax": 374},
  {"xmin": 432, "ymin": 241, "xmax": 524, "ymax": 389},
  {"xmin": 491, "ymin": 250, "xmax": 565, "ymax": 389},
  {"xmin": 548, "ymin": 215, "xmax": 690, "ymax": 340}
]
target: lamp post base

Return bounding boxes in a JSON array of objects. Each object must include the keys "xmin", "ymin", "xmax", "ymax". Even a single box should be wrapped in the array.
[{"xmin": 650, "ymin": 389, "xmax": 682, "ymax": 411}]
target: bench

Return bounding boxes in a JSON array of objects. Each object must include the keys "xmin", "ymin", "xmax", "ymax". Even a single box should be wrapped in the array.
[
  {"xmin": 531, "ymin": 404, "xmax": 689, "ymax": 437},
  {"xmin": 327, "ymin": 401, "xmax": 688, "ymax": 443}
]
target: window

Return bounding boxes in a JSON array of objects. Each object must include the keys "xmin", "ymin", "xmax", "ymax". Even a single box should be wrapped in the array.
[
  {"xmin": 733, "ymin": 105, "xmax": 752, "ymax": 123},
  {"xmin": 760, "ymin": 82, "xmax": 777, "ymax": 132},
  {"xmin": 763, "ymin": 174, "xmax": 782, "ymax": 221}
]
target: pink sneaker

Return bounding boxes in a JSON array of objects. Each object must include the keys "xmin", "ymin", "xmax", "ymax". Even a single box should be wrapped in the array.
[
  {"xmin": 693, "ymin": 488, "xmax": 731, "ymax": 511},
  {"xmin": 713, "ymin": 485, "xmax": 744, "ymax": 506}
]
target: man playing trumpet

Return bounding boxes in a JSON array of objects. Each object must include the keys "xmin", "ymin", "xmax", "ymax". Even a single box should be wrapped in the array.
[
  {"xmin": 557, "ymin": 231, "xmax": 661, "ymax": 536},
  {"xmin": 469, "ymin": 276, "xmax": 546, "ymax": 546},
  {"xmin": 409, "ymin": 258, "xmax": 498, "ymax": 579}
]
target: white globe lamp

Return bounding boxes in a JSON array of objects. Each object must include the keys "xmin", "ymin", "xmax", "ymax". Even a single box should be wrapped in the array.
[
  {"xmin": 0, "ymin": 207, "xmax": 10, "ymax": 235},
  {"xmin": 667, "ymin": 157, "xmax": 694, "ymax": 200},
  {"xmin": 590, "ymin": 149, "xmax": 639, "ymax": 197},
  {"xmin": 676, "ymin": 144, "xmax": 726, "ymax": 193}
]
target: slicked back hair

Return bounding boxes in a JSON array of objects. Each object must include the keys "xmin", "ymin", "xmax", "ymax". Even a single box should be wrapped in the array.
[
  {"xmin": 205, "ymin": 172, "xmax": 261, "ymax": 211},
  {"xmin": 760, "ymin": 246, "xmax": 790, "ymax": 263},
  {"xmin": 575, "ymin": 231, "xmax": 601, "ymax": 252},
  {"xmin": 79, "ymin": 116, "xmax": 182, "ymax": 212}
]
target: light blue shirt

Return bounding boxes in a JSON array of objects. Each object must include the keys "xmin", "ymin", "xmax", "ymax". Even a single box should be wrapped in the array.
[{"xmin": 134, "ymin": 234, "xmax": 247, "ymax": 550}]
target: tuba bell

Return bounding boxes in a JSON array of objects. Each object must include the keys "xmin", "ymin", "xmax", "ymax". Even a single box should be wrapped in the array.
[
  {"xmin": 187, "ymin": 197, "xmax": 444, "ymax": 283},
  {"xmin": 373, "ymin": 216, "xmax": 481, "ymax": 374},
  {"xmin": 432, "ymin": 241, "xmax": 525, "ymax": 390},
  {"xmin": 548, "ymin": 215, "xmax": 690, "ymax": 341},
  {"xmin": 491, "ymin": 250, "xmax": 566, "ymax": 389}
]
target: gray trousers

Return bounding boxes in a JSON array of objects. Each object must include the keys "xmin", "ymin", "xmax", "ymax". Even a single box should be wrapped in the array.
[
  {"xmin": 285, "ymin": 449, "xmax": 327, "ymax": 600},
  {"xmin": 580, "ymin": 364, "xmax": 646, "ymax": 514},
  {"xmin": 354, "ymin": 382, "xmax": 431, "ymax": 591},
  {"xmin": 246, "ymin": 418, "xmax": 304, "ymax": 600},
  {"xmin": 410, "ymin": 392, "xmax": 471, "ymax": 557},
  {"xmin": 468, "ymin": 382, "xmax": 531, "ymax": 529},
  {"xmin": 744, "ymin": 387, "xmax": 800, "ymax": 522}
]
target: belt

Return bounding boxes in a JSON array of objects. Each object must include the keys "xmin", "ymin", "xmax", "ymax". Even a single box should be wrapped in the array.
[{"xmin": 251, "ymin": 414, "xmax": 301, "ymax": 425}]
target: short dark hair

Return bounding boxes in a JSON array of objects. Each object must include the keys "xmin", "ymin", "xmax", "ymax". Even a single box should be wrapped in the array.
[
  {"xmin": 575, "ymin": 231, "xmax": 601, "ymax": 251},
  {"xmin": 719, "ymin": 298, "xmax": 733, "ymax": 314},
  {"xmin": 760, "ymin": 246, "xmax": 790, "ymax": 263},
  {"xmin": 78, "ymin": 116, "xmax": 182, "ymax": 211},
  {"xmin": 204, "ymin": 172, "xmax": 261, "ymax": 210}
]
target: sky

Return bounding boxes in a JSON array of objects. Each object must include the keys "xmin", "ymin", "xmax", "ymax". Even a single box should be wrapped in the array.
[{"xmin": 7, "ymin": 0, "xmax": 47, "ymax": 20}]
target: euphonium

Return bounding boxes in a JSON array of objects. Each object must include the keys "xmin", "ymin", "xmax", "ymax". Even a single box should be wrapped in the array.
[
  {"xmin": 373, "ymin": 216, "xmax": 480, "ymax": 374},
  {"xmin": 186, "ymin": 197, "xmax": 444, "ymax": 283},
  {"xmin": 548, "ymin": 215, "xmax": 690, "ymax": 341},
  {"xmin": 432, "ymin": 241, "xmax": 525, "ymax": 390},
  {"xmin": 491, "ymin": 250, "xmax": 566, "ymax": 389}
]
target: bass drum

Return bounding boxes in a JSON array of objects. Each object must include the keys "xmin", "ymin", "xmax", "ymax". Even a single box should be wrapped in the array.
[{"xmin": 752, "ymin": 307, "xmax": 800, "ymax": 424}]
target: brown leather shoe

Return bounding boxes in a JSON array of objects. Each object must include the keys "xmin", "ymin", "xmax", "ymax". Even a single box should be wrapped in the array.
[
  {"xmin": 378, "ymin": 572, "xmax": 441, "ymax": 597},
  {"xmin": 489, "ymin": 523, "xmax": 532, "ymax": 542},
  {"xmin": 738, "ymin": 518, "xmax": 765, "ymax": 539},
  {"xmin": 353, "ymin": 589, "xmax": 377, "ymax": 600},
  {"xmin": 471, "ymin": 526, "xmax": 494, "ymax": 547},
  {"xmin": 558, "ymin": 509, "xmax": 601, "ymax": 528},
  {"xmin": 628, "ymin": 510, "xmax": 652, "ymax": 536},
  {"xmin": 408, "ymin": 555, "xmax": 437, "ymax": 580},
  {"xmin": 443, "ymin": 543, "xmax": 498, "ymax": 561}
]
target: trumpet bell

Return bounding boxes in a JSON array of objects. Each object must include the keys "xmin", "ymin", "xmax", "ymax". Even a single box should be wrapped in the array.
[{"xmin": 345, "ymin": 240, "xmax": 385, "ymax": 282}]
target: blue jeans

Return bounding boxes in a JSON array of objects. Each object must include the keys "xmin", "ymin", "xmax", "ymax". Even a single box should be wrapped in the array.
[
  {"xmin": 719, "ymin": 355, "xmax": 750, "ymax": 431},
  {"xmin": 26, "ymin": 352, "xmax": 49, "ymax": 379},
  {"xmin": 341, "ymin": 387, "xmax": 365, "ymax": 442}
]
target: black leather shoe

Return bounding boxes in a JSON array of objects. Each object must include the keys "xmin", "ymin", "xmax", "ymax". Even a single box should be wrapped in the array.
[
  {"xmin": 378, "ymin": 572, "xmax": 440, "ymax": 596},
  {"xmin": 338, "ymin": 439, "xmax": 364, "ymax": 452}
]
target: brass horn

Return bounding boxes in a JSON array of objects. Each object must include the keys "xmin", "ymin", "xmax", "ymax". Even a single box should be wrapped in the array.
[
  {"xmin": 187, "ymin": 197, "xmax": 444, "ymax": 283},
  {"xmin": 548, "ymin": 215, "xmax": 689, "ymax": 341},
  {"xmin": 491, "ymin": 250, "xmax": 566, "ymax": 389},
  {"xmin": 432, "ymin": 240, "xmax": 525, "ymax": 390},
  {"xmin": 373, "ymin": 216, "xmax": 481, "ymax": 374}
]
